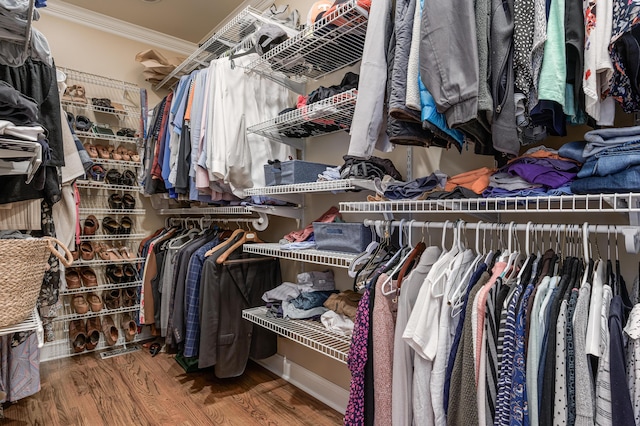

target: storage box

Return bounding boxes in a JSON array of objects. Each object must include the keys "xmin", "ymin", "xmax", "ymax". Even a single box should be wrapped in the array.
[
  {"xmin": 264, "ymin": 160, "xmax": 334, "ymax": 186},
  {"xmin": 313, "ymin": 222, "xmax": 373, "ymax": 254}
]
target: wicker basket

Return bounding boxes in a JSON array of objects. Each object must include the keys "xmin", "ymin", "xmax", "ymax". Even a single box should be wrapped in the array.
[{"xmin": 0, "ymin": 237, "xmax": 73, "ymax": 328}]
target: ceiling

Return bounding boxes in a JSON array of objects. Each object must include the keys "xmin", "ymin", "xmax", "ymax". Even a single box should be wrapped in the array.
[{"xmin": 56, "ymin": 0, "xmax": 250, "ymax": 43}]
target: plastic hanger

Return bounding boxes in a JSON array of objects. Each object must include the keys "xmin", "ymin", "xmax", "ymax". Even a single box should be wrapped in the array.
[{"xmin": 381, "ymin": 220, "xmax": 416, "ymax": 295}]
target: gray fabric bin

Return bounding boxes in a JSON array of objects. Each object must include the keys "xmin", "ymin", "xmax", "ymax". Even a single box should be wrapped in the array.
[
  {"xmin": 313, "ymin": 222, "xmax": 373, "ymax": 254},
  {"xmin": 264, "ymin": 160, "xmax": 333, "ymax": 186}
]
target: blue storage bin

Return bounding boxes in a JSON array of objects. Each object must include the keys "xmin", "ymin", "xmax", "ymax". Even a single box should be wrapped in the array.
[{"xmin": 264, "ymin": 160, "xmax": 334, "ymax": 186}]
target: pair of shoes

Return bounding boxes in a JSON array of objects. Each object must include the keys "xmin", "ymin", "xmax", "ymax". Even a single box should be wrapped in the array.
[
  {"xmin": 83, "ymin": 215, "xmax": 99, "ymax": 235},
  {"xmin": 65, "ymin": 267, "xmax": 98, "ymax": 289},
  {"xmin": 108, "ymin": 193, "xmax": 136, "ymax": 210},
  {"xmin": 116, "ymin": 128, "xmax": 136, "ymax": 138},
  {"xmin": 103, "ymin": 216, "xmax": 133, "ymax": 235},
  {"xmin": 91, "ymin": 97, "xmax": 114, "ymax": 112},
  {"xmin": 96, "ymin": 243, "xmax": 135, "ymax": 261},
  {"xmin": 105, "ymin": 169, "xmax": 137, "ymax": 187},
  {"xmin": 105, "ymin": 264, "xmax": 137, "ymax": 284},
  {"xmin": 62, "ymin": 84, "xmax": 87, "ymax": 104},
  {"xmin": 102, "ymin": 315, "xmax": 119, "ymax": 346},
  {"xmin": 70, "ymin": 317, "xmax": 103, "ymax": 352}
]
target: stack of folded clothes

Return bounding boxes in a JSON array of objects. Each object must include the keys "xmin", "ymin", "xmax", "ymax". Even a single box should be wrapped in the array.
[
  {"xmin": 483, "ymin": 146, "xmax": 579, "ymax": 197},
  {"xmin": 561, "ymin": 126, "xmax": 640, "ymax": 194},
  {"xmin": 262, "ymin": 270, "xmax": 337, "ymax": 320},
  {"xmin": 321, "ymin": 289, "xmax": 362, "ymax": 336}
]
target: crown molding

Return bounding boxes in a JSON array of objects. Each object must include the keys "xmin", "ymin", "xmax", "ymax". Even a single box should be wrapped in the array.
[{"xmin": 40, "ymin": 1, "xmax": 197, "ymax": 55}]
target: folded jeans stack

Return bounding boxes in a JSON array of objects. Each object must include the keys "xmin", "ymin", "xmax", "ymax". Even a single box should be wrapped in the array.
[{"xmin": 563, "ymin": 126, "xmax": 640, "ymax": 194}]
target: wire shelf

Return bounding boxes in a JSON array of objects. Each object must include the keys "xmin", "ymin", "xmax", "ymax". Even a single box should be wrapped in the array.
[
  {"xmin": 60, "ymin": 281, "xmax": 142, "ymax": 296},
  {"xmin": 243, "ymin": 243, "xmax": 357, "ymax": 268},
  {"xmin": 60, "ymin": 68, "xmax": 140, "ymax": 92},
  {"xmin": 90, "ymin": 158, "xmax": 142, "ymax": 169},
  {"xmin": 79, "ymin": 233, "xmax": 146, "ymax": 242},
  {"xmin": 76, "ymin": 181, "xmax": 141, "ymax": 193},
  {"xmin": 246, "ymin": 0, "xmax": 368, "ymax": 85},
  {"xmin": 0, "ymin": 307, "xmax": 43, "ymax": 348},
  {"xmin": 153, "ymin": 7, "xmax": 297, "ymax": 90},
  {"xmin": 339, "ymin": 193, "xmax": 640, "ymax": 214},
  {"xmin": 75, "ymin": 131, "xmax": 140, "ymax": 144},
  {"xmin": 53, "ymin": 305, "xmax": 141, "ymax": 323},
  {"xmin": 61, "ymin": 100, "xmax": 138, "ymax": 117},
  {"xmin": 158, "ymin": 206, "xmax": 253, "ymax": 215},
  {"xmin": 243, "ymin": 306, "xmax": 350, "ymax": 364},
  {"xmin": 79, "ymin": 208, "xmax": 146, "ymax": 216},
  {"xmin": 40, "ymin": 328, "xmax": 151, "ymax": 362},
  {"xmin": 246, "ymin": 89, "xmax": 357, "ymax": 142},
  {"xmin": 73, "ymin": 257, "xmax": 144, "ymax": 268},
  {"xmin": 243, "ymin": 178, "xmax": 375, "ymax": 196}
]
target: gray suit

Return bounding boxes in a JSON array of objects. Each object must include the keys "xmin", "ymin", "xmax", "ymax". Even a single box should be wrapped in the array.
[{"xmin": 198, "ymin": 251, "xmax": 280, "ymax": 377}]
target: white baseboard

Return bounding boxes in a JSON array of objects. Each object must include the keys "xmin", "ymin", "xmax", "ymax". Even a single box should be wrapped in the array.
[{"xmin": 255, "ymin": 354, "xmax": 349, "ymax": 415}]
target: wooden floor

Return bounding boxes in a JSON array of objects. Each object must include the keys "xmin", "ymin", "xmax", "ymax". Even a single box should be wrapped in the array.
[{"xmin": 2, "ymin": 348, "xmax": 344, "ymax": 426}]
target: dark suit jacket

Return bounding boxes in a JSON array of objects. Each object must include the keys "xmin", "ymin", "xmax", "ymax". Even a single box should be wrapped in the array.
[{"xmin": 198, "ymin": 250, "xmax": 280, "ymax": 377}]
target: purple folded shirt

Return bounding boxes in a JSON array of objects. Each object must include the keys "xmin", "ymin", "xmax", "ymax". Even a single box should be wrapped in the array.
[{"xmin": 502, "ymin": 158, "xmax": 579, "ymax": 188}]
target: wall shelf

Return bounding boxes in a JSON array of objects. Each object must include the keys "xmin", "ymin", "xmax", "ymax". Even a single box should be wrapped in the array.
[
  {"xmin": 75, "ymin": 181, "xmax": 141, "ymax": 192},
  {"xmin": 158, "ymin": 206, "xmax": 253, "ymax": 215},
  {"xmin": 243, "ymin": 243, "xmax": 357, "ymax": 268},
  {"xmin": 53, "ymin": 305, "xmax": 141, "ymax": 323},
  {"xmin": 61, "ymin": 100, "xmax": 137, "ymax": 117},
  {"xmin": 0, "ymin": 138, "xmax": 43, "ymax": 184},
  {"xmin": 243, "ymin": 306, "xmax": 350, "ymax": 364},
  {"xmin": 79, "ymin": 208, "xmax": 146, "ymax": 216},
  {"xmin": 79, "ymin": 233, "xmax": 146, "ymax": 242},
  {"xmin": 0, "ymin": 308, "xmax": 43, "ymax": 348},
  {"xmin": 60, "ymin": 281, "xmax": 143, "ymax": 296},
  {"xmin": 75, "ymin": 131, "xmax": 140, "ymax": 144},
  {"xmin": 73, "ymin": 257, "xmax": 144, "ymax": 268},
  {"xmin": 246, "ymin": 89, "xmax": 358, "ymax": 147},
  {"xmin": 154, "ymin": 7, "xmax": 299, "ymax": 90},
  {"xmin": 243, "ymin": 178, "xmax": 374, "ymax": 196},
  {"xmin": 245, "ymin": 0, "xmax": 368, "ymax": 93},
  {"xmin": 41, "ymin": 331, "xmax": 150, "ymax": 362},
  {"xmin": 339, "ymin": 193, "xmax": 640, "ymax": 221}
]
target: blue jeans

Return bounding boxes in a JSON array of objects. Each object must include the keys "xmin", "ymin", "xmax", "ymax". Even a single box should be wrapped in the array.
[
  {"xmin": 577, "ymin": 149, "xmax": 640, "ymax": 178},
  {"xmin": 583, "ymin": 126, "xmax": 640, "ymax": 157},
  {"xmin": 558, "ymin": 141, "xmax": 587, "ymax": 163},
  {"xmin": 570, "ymin": 166, "xmax": 640, "ymax": 193}
]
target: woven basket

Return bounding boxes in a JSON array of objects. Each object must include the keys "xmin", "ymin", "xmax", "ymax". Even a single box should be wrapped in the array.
[{"xmin": 0, "ymin": 237, "xmax": 73, "ymax": 328}]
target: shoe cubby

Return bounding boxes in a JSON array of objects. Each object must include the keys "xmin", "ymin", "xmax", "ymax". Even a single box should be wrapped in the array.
[{"xmin": 39, "ymin": 69, "xmax": 150, "ymax": 361}]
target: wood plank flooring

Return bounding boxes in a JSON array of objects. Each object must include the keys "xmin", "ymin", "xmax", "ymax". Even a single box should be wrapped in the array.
[{"xmin": 2, "ymin": 348, "xmax": 344, "ymax": 425}]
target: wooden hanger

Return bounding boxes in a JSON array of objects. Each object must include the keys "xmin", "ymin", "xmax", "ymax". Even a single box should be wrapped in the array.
[
  {"xmin": 216, "ymin": 229, "xmax": 263, "ymax": 264},
  {"xmin": 205, "ymin": 228, "xmax": 245, "ymax": 258}
]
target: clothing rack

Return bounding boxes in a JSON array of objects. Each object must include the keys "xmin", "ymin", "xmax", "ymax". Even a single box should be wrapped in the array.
[
  {"xmin": 362, "ymin": 219, "xmax": 640, "ymax": 254},
  {"xmin": 164, "ymin": 212, "xmax": 268, "ymax": 231}
]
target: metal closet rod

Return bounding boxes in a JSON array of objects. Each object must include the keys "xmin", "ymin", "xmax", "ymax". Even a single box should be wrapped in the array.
[
  {"xmin": 362, "ymin": 219, "xmax": 640, "ymax": 254},
  {"xmin": 165, "ymin": 212, "xmax": 268, "ymax": 231}
]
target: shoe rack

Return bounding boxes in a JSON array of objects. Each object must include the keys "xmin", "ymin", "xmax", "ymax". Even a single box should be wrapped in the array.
[{"xmin": 40, "ymin": 69, "xmax": 150, "ymax": 361}]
